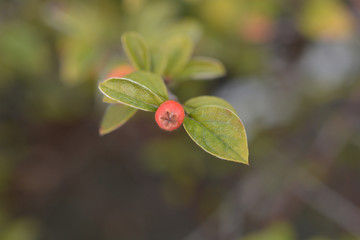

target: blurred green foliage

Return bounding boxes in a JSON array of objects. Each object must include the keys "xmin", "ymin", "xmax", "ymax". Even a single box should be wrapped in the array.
[
  {"xmin": 241, "ymin": 221, "xmax": 296, "ymax": 240},
  {"xmin": 1, "ymin": 0, "xmax": 360, "ymax": 239}
]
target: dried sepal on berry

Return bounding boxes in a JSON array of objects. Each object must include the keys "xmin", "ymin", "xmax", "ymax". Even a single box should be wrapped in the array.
[{"xmin": 155, "ymin": 100, "xmax": 185, "ymax": 131}]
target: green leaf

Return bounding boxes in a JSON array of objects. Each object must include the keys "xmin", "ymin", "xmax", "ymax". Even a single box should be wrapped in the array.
[
  {"xmin": 99, "ymin": 70, "xmax": 168, "ymax": 112},
  {"xmin": 242, "ymin": 222, "xmax": 296, "ymax": 240},
  {"xmin": 168, "ymin": 19, "xmax": 203, "ymax": 44},
  {"xmin": 121, "ymin": 32, "xmax": 150, "ymax": 70},
  {"xmin": 102, "ymin": 96, "xmax": 119, "ymax": 104},
  {"xmin": 163, "ymin": 35, "xmax": 194, "ymax": 77},
  {"xmin": 175, "ymin": 57, "xmax": 225, "ymax": 81},
  {"xmin": 184, "ymin": 96, "xmax": 237, "ymax": 114},
  {"xmin": 150, "ymin": 47, "xmax": 167, "ymax": 75},
  {"xmin": 183, "ymin": 105, "xmax": 248, "ymax": 164},
  {"xmin": 100, "ymin": 104, "xmax": 137, "ymax": 136}
]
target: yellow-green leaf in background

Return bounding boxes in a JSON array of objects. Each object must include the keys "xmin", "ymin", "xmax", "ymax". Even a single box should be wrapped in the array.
[
  {"xmin": 150, "ymin": 47, "xmax": 167, "ymax": 75},
  {"xmin": 121, "ymin": 32, "xmax": 151, "ymax": 70},
  {"xmin": 163, "ymin": 35, "xmax": 194, "ymax": 78},
  {"xmin": 99, "ymin": 71, "xmax": 168, "ymax": 112},
  {"xmin": 0, "ymin": 218, "xmax": 39, "ymax": 240},
  {"xmin": 298, "ymin": 0, "xmax": 354, "ymax": 40},
  {"xmin": 242, "ymin": 221, "xmax": 296, "ymax": 240},
  {"xmin": 175, "ymin": 57, "xmax": 225, "ymax": 81},
  {"xmin": 167, "ymin": 18, "xmax": 203, "ymax": 44},
  {"xmin": 183, "ymin": 105, "xmax": 248, "ymax": 164},
  {"xmin": 99, "ymin": 104, "xmax": 137, "ymax": 136},
  {"xmin": 184, "ymin": 96, "xmax": 237, "ymax": 114}
]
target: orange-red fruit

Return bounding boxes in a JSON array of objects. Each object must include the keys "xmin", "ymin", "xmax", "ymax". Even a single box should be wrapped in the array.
[
  {"xmin": 155, "ymin": 100, "xmax": 185, "ymax": 131},
  {"xmin": 106, "ymin": 64, "xmax": 134, "ymax": 78}
]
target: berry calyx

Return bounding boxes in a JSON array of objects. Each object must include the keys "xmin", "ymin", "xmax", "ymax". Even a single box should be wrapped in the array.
[{"xmin": 155, "ymin": 100, "xmax": 185, "ymax": 131}]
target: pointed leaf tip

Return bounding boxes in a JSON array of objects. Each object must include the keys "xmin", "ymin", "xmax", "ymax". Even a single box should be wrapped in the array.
[
  {"xmin": 183, "ymin": 105, "xmax": 248, "ymax": 164},
  {"xmin": 121, "ymin": 32, "xmax": 151, "ymax": 71},
  {"xmin": 100, "ymin": 104, "xmax": 137, "ymax": 136}
]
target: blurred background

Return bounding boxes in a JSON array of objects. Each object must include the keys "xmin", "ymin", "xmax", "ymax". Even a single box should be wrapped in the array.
[{"xmin": 1, "ymin": 0, "xmax": 360, "ymax": 239}]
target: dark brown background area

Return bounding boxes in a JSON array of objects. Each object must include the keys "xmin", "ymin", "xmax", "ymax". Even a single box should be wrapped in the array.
[{"xmin": 1, "ymin": 0, "xmax": 360, "ymax": 239}]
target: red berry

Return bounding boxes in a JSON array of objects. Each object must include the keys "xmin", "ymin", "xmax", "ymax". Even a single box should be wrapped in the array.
[{"xmin": 155, "ymin": 100, "xmax": 185, "ymax": 131}]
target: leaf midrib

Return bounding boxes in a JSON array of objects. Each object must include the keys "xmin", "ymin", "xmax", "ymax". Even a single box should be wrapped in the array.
[
  {"xmin": 99, "ymin": 83, "xmax": 160, "ymax": 111},
  {"xmin": 185, "ymin": 114, "xmax": 244, "ymax": 161}
]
